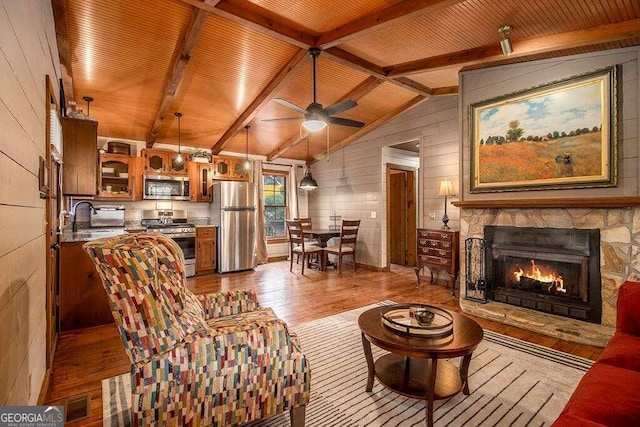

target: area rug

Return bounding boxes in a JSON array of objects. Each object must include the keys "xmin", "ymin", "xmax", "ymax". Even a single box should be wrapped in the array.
[{"xmin": 102, "ymin": 302, "xmax": 592, "ymax": 426}]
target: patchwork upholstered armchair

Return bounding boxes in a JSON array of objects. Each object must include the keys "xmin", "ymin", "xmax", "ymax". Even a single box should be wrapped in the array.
[{"xmin": 83, "ymin": 233, "xmax": 310, "ymax": 426}]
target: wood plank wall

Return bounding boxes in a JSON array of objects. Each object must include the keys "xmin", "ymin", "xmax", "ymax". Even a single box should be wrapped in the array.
[
  {"xmin": 309, "ymin": 95, "xmax": 459, "ymax": 268},
  {"xmin": 0, "ymin": 0, "xmax": 60, "ymax": 404},
  {"xmin": 460, "ymin": 47, "xmax": 640, "ymax": 201}
]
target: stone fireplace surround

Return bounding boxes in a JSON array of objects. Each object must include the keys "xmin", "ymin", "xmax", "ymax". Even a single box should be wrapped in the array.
[{"xmin": 456, "ymin": 203, "xmax": 640, "ymax": 347}]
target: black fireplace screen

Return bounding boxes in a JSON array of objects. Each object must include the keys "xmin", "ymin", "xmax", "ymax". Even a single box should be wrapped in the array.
[{"xmin": 484, "ymin": 226, "xmax": 601, "ymax": 324}]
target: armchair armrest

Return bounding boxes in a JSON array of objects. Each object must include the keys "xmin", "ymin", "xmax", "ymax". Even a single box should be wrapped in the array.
[
  {"xmin": 617, "ymin": 281, "xmax": 640, "ymax": 335},
  {"xmin": 197, "ymin": 289, "xmax": 261, "ymax": 320}
]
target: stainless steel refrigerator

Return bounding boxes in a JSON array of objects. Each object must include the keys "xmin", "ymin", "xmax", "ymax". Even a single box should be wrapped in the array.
[{"xmin": 210, "ymin": 181, "xmax": 257, "ymax": 273}]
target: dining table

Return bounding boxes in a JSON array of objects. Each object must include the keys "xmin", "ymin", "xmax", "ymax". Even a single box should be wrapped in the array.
[{"xmin": 304, "ymin": 228, "xmax": 340, "ymax": 270}]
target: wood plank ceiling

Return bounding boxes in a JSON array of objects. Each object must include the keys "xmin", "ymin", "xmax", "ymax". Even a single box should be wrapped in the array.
[{"xmin": 53, "ymin": 0, "xmax": 640, "ymax": 162}]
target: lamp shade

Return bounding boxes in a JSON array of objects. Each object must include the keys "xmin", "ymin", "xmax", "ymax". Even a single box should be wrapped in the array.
[
  {"xmin": 299, "ymin": 168, "xmax": 318, "ymax": 191},
  {"xmin": 438, "ymin": 178, "xmax": 455, "ymax": 197}
]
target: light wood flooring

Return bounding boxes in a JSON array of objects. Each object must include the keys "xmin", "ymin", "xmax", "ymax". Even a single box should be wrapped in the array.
[{"xmin": 44, "ymin": 261, "xmax": 604, "ymax": 426}]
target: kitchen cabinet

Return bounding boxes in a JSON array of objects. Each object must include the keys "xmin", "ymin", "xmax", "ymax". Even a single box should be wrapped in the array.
[
  {"xmin": 142, "ymin": 148, "xmax": 190, "ymax": 175},
  {"xmin": 98, "ymin": 153, "xmax": 135, "ymax": 199},
  {"xmin": 415, "ymin": 229, "xmax": 459, "ymax": 295},
  {"xmin": 190, "ymin": 161, "xmax": 213, "ymax": 202},
  {"xmin": 212, "ymin": 155, "xmax": 249, "ymax": 181},
  {"xmin": 60, "ymin": 242, "xmax": 113, "ymax": 331},
  {"xmin": 62, "ymin": 117, "xmax": 98, "ymax": 196},
  {"xmin": 196, "ymin": 226, "xmax": 217, "ymax": 273}
]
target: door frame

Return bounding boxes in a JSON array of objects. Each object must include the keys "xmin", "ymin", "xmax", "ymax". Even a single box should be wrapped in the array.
[
  {"xmin": 45, "ymin": 76, "xmax": 61, "ymax": 372},
  {"xmin": 385, "ymin": 163, "xmax": 417, "ymax": 269}
]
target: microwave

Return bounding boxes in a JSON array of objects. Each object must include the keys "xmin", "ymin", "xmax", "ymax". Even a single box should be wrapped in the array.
[{"xmin": 143, "ymin": 175, "xmax": 190, "ymax": 200}]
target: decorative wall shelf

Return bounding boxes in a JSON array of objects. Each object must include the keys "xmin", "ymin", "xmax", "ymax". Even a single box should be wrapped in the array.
[{"xmin": 452, "ymin": 197, "xmax": 640, "ymax": 209}]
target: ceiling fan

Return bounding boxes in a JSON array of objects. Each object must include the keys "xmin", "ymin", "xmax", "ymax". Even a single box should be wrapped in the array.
[{"xmin": 264, "ymin": 48, "xmax": 364, "ymax": 131}]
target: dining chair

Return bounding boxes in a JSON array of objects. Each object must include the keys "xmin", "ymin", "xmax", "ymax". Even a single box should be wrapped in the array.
[
  {"xmin": 294, "ymin": 217, "xmax": 319, "ymax": 266},
  {"xmin": 287, "ymin": 220, "xmax": 323, "ymax": 275},
  {"xmin": 325, "ymin": 220, "xmax": 361, "ymax": 275}
]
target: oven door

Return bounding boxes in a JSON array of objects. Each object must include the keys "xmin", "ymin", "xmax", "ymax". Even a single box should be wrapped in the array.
[{"xmin": 163, "ymin": 233, "xmax": 196, "ymax": 277}]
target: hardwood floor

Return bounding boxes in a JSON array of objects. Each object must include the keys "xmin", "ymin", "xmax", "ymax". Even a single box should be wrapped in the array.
[{"xmin": 44, "ymin": 261, "xmax": 604, "ymax": 426}]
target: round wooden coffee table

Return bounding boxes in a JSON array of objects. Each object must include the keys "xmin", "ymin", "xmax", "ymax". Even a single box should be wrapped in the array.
[{"xmin": 358, "ymin": 306, "xmax": 483, "ymax": 427}]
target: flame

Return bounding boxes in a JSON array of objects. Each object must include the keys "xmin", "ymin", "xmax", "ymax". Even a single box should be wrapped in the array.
[{"xmin": 513, "ymin": 259, "xmax": 567, "ymax": 293}]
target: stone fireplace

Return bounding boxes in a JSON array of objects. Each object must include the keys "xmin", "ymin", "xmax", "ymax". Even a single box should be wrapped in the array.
[
  {"xmin": 455, "ymin": 205, "xmax": 640, "ymax": 346},
  {"xmin": 484, "ymin": 226, "xmax": 601, "ymax": 324}
]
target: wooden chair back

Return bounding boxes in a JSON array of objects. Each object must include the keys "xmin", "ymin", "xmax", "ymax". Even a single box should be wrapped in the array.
[
  {"xmin": 294, "ymin": 217, "xmax": 313, "ymax": 231},
  {"xmin": 339, "ymin": 220, "xmax": 360, "ymax": 248},
  {"xmin": 286, "ymin": 220, "xmax": 305, "ymax": 249}
]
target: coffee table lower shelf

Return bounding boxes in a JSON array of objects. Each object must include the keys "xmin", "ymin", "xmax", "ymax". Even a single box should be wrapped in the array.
[{"xmin": 374, "ymin": 354, "xmax": 463, "ymax": 400}]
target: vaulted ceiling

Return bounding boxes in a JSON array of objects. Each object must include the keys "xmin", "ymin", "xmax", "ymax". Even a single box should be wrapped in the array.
[{"xmin": 52, "ymin": 0, "xmax": 640, "ymax": 162}]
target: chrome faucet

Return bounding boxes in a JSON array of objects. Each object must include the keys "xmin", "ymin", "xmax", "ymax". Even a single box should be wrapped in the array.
[{"xmin": 71, "ymin": 201, "xmax": 97, "ymax": 232}]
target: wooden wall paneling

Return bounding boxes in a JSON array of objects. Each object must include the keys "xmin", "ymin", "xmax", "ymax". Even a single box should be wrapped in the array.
[{"xmin": 0, "ymin": 1, "xmax": 61, "ymax": 405}]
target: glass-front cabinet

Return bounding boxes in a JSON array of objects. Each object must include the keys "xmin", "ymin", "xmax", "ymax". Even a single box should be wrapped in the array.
[
  {"xmin": 142, "ymin": 149, "xmax": 189, "ymax": 174},
  {"xmin": 98, "ymin": 153, "xmax": 134, "ymax": 199},
  {"xmin": 212, "ymin": 156, "xmax": 249, "ymax": 181}
]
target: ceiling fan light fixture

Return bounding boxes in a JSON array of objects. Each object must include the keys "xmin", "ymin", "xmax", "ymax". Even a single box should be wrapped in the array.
[
  {"xmin": 498, "ymin": 25, "xmax": 513, "ymax": 56},
  {"xmin": 302, "ymin": 119, "xmax": 327, "ymax": 132}
]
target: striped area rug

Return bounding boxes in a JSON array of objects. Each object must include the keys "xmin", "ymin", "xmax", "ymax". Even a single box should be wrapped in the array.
[{"xmin": 103, "ymin": 302, "xmax": 592, "ymax": 426}]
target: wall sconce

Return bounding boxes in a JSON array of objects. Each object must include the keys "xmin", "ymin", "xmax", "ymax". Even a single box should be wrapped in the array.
[
  {"xmin": 498, "ymin": 25, "xmax": 513, "ymax": 56},
  {"xmin": 437, "ymin": 178, "xmax": 456, "ymax": 230}
]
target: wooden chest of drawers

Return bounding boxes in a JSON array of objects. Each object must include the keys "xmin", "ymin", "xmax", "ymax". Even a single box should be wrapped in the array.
[{"xmin": 415, "ymin": 229, "xmax": 459, "ymax": 295}]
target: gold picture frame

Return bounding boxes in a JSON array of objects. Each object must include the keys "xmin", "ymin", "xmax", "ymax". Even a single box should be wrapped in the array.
[{"xmin": 469, "ymin": 66, "xmax": 618, "ymax": 193}]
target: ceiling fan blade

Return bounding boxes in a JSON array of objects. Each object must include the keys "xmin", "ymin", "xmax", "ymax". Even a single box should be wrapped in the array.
[
  {"xmin": 273, "ymin": 98, "xmax": 307, "ymax": 114},
  {"xmin": 261, "ymin": 117, "xmax": 303, "ymax": 122},
  {"xmin": 327, "ymin": 116, "xmax": 365, "ymax": 128},
  {"xmin": 323, "ymin": 99, "xmax": 358, "ymax": 116}
]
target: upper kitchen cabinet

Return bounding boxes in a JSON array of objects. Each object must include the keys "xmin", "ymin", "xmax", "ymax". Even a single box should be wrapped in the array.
[
  {"xmin": 189, "ymin": 162, "xmax": 213, "ymax": 202},
  {"xmin": 142, "ymin": 148, "xmax": 190, "ymax": 175},
  {"xmin": 212, "ymin": 156, "xmax": 249, "ymax": 181},
  {"xmin": 98, "ymin": 153, "xmax": 139, "ymax": 200},
  {"xmin": 62, "ymin": 117, "xmax": 98, "ymax": 196}
]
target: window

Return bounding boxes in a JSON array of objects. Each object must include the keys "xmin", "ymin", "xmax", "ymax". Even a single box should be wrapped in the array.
[{"xmin": 263, "ymin": 172, "xmax": 287, "ymax": 239}]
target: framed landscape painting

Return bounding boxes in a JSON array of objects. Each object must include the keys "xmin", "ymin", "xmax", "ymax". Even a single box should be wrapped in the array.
[{"xmin": 469, "ymin": 66, "xmax": 617, "ymax": 193}]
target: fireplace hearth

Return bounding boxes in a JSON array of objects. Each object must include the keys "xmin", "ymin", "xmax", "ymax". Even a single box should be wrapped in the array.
[{"xmin": 484, "ymin": 226, "xmax": 601, "ymax": 324}]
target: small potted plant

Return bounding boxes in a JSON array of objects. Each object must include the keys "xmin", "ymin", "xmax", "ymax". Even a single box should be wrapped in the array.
[{"xmin": 191, "ymin": 149, "xmax": 212, "ymax": 163}]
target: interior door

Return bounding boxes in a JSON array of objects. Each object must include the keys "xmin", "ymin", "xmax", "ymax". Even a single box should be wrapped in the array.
[
  {"xmin": 387, "ymin": 167, "xmax": 417, "ymax": 267},
  {"xmin": 389, "ymin": 171, "xmax": 407, "ymax": 265}
]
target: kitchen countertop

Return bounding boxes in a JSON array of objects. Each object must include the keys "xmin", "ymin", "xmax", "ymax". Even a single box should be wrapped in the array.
[{"xmin": 60, "ymin": 228, "xmax": 132, "ymax": 243}]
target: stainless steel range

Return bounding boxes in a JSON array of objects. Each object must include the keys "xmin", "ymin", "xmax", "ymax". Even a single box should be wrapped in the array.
[{"xmin": 142, "ymin": 210, "xmax": 196, "ymax": 277}]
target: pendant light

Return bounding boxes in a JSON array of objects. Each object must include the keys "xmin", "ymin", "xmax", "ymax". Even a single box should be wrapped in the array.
[
  {"xmin": 243, "ymin": 124, "xmax": 251, "ymax": 171},
  {"xmin": 174, "ymin": 112, "xmax": 184, "ymax": 165},
  {"xmin": 299, "ymin": 137, "xmax": 318, "ymax": 191}
]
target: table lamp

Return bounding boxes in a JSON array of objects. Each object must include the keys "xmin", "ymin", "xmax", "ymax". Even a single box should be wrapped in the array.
[{"xmin": 438, "ymin": 178, "xmax": 455, "ymax": 230}]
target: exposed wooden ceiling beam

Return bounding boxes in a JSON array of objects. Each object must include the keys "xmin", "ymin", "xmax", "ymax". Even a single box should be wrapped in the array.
[
  {"xmin": 387, "ymin": 19, "xmax": 640, "ymax": 77},
  {"xmin": 323, "ymin": 47, "xmax": 438, "ymax": 97},
  {"xmin": 312, "ymin": 95, "xmax": 428, "ymax": 163},
  {"xmin": 267, "ymin": 76, "xmax": 385, "ymax": 161},
  {"xmin": 178, "ymin": 0, "xmax": 315, "ymax": 49},
  {"xmin": 146, "ymin": 7, "xmax": 209, "ymax": 147},
  {"xmin": 51, "ymin": 0, "xmax": 74, "ymax": 106},
  {"xmin": 317, "ymin": 0, "xmax": 465, "ymax": 49},
  {"xmin": 210, "ymin": 49, "xmax": 309, "ymax": 154}
]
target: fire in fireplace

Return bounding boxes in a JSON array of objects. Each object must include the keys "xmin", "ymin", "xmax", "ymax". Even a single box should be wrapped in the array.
[
  {"xmin": 484, "ymin": 226, "xmax": 601, "ymax": 324},
  {"xmin": 512, "ymin": 259, "xmax": 568, "ymax": 295}
]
